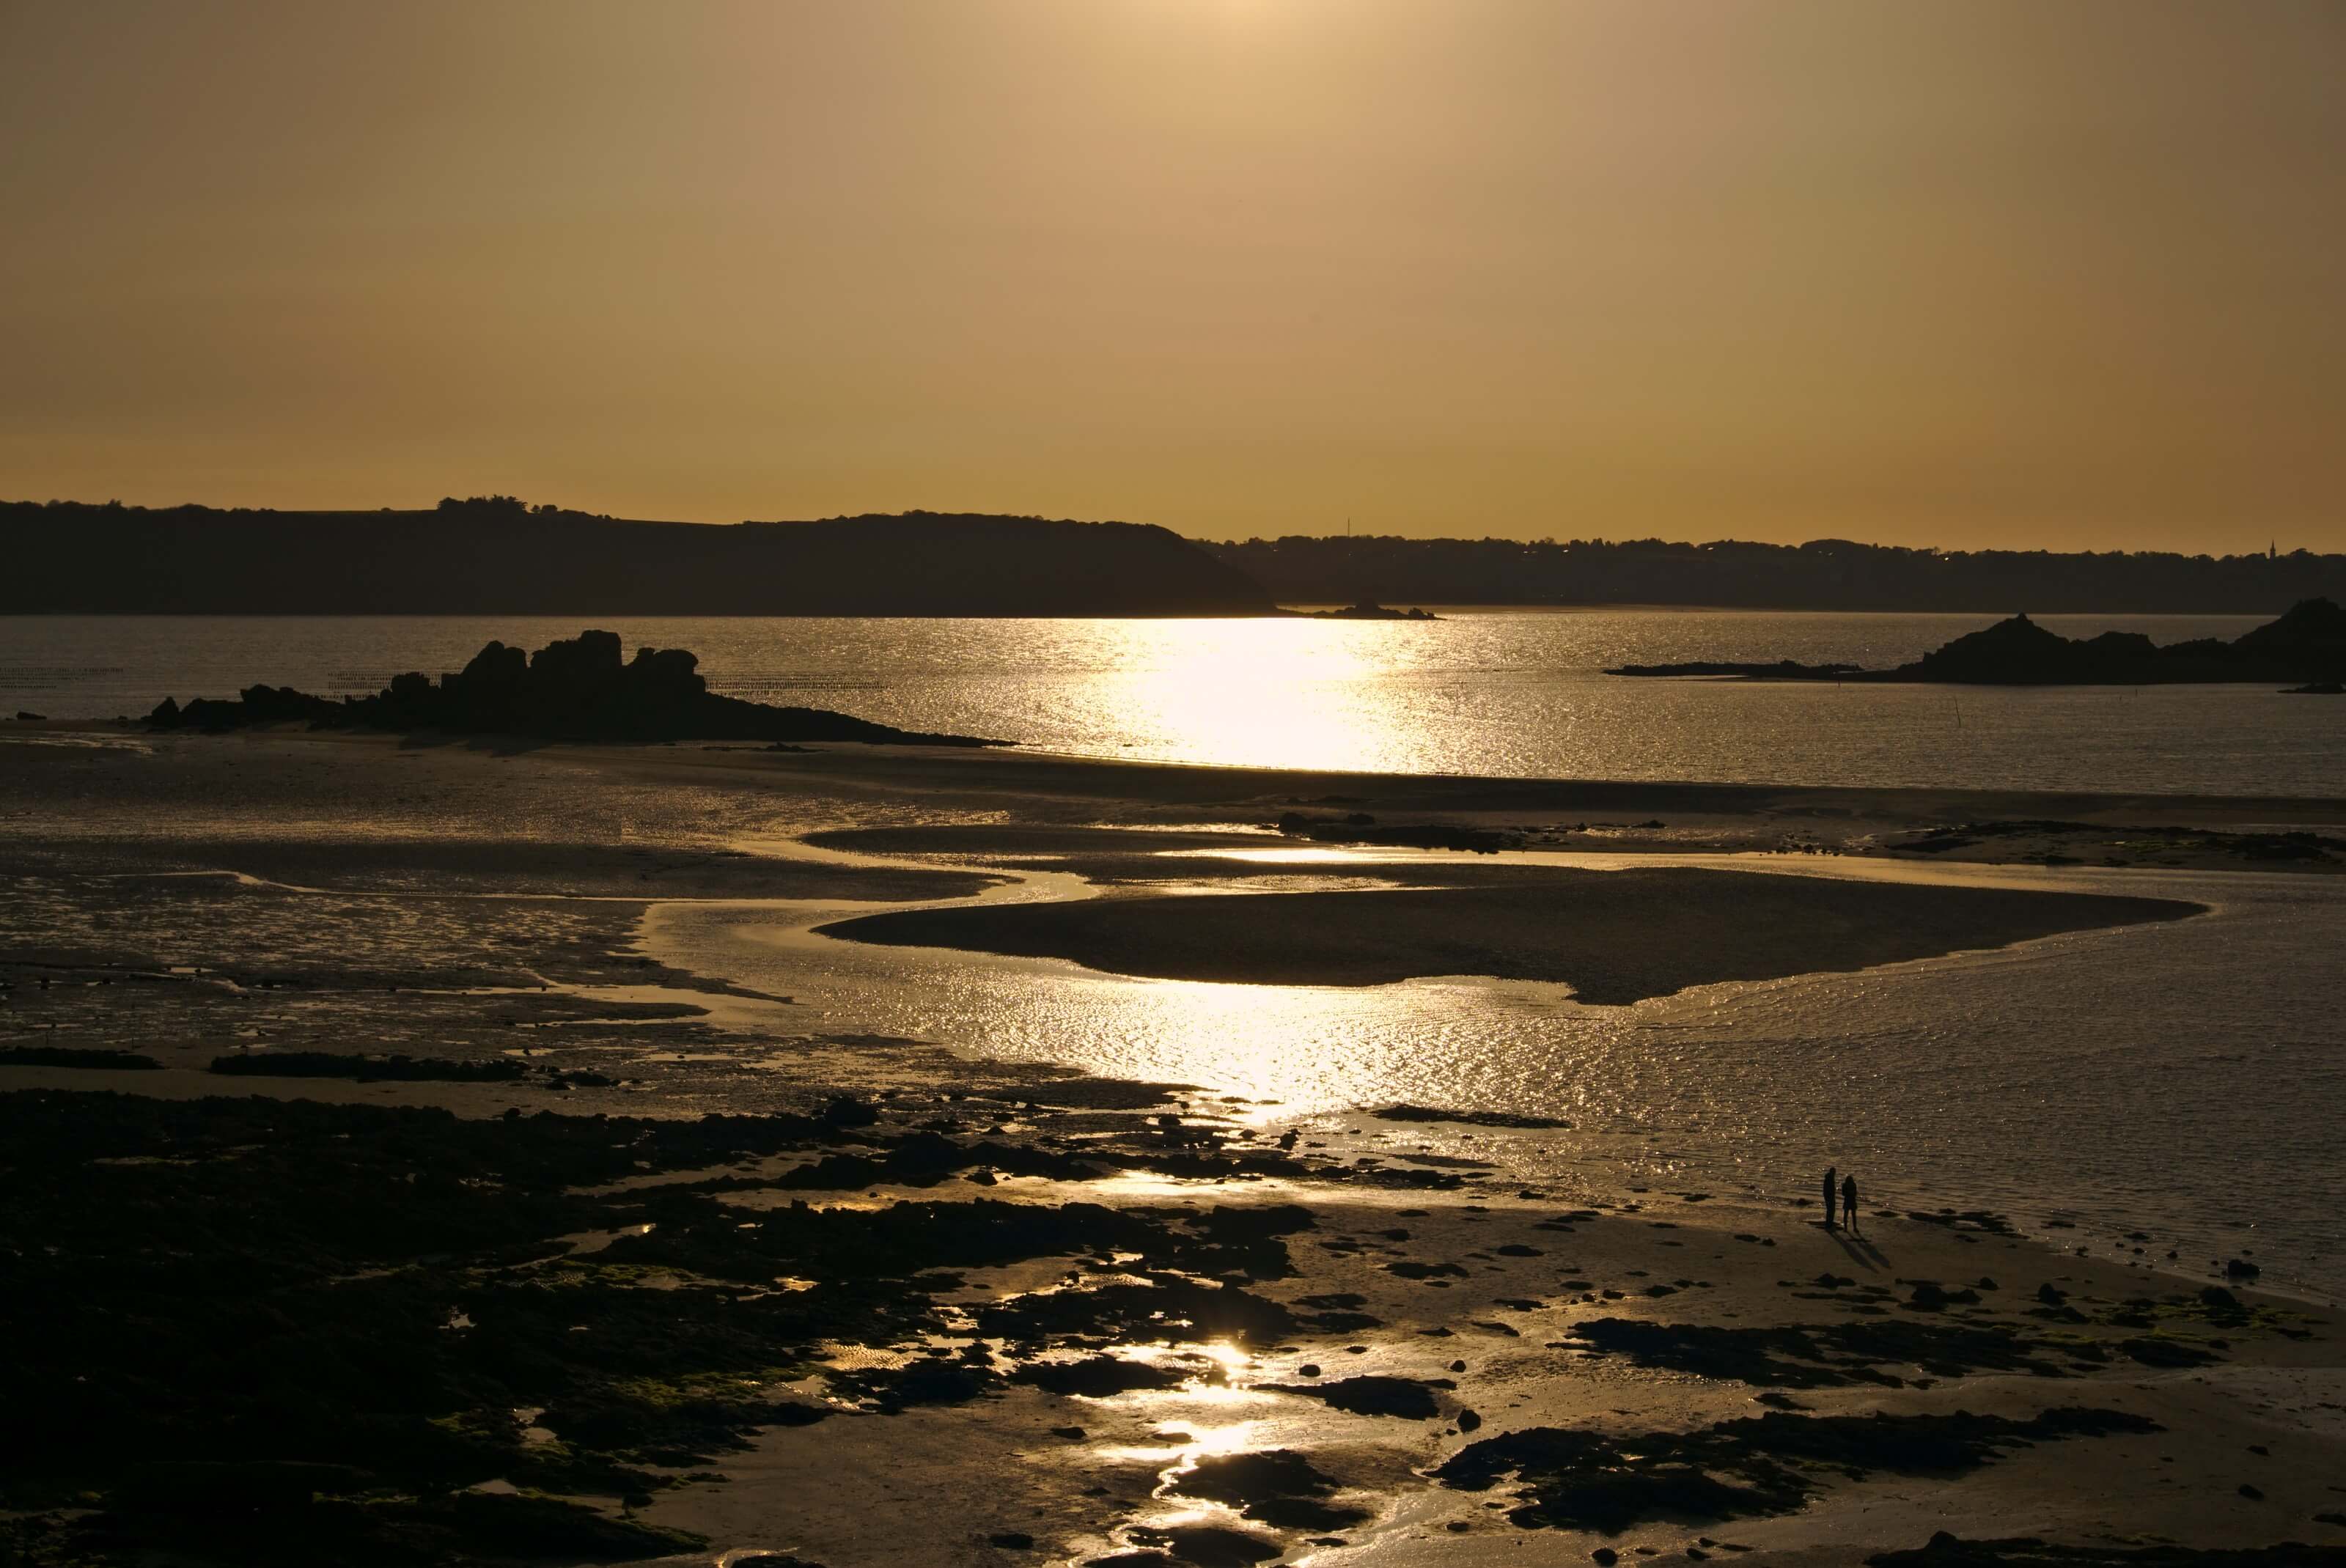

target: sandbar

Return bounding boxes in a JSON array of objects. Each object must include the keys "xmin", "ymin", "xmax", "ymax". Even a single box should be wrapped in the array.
[{"xmin": 817, "ymin": 866, "xmax": 2201, "ymax": 1001}]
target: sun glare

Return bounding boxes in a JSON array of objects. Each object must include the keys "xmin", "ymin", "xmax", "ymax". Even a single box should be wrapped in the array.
[{"xmin": 1085, "ymin": 619, "xmax": 1390, "ymax": 773}]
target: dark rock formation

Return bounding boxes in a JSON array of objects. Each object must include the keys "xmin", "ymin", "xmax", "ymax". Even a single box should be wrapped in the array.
[
  {"xmin": 1174, "ymin": 1451, "xmax": 1371, "ymax": 1531},
  {"xmin": 1276, "ymin": 812, "xmax": 1520, "ymax": 854},
  {"xmin": 1258, "ymin": 1374, "xmax": 1455, "ymax": 1419},
  {"xmin": 1437, "ymin": 1408, "xmax": 2159, "ymax": 1533},
  {"xmin": 1300, "ymin": 602, "xmax": 1440, "ymax": 621},
  {"xmin": 1122, "ymin": 1524, "xmax": 1284, "ymax": 1565},
  {"xmin": 1, "ymin": 1047, "xmax": 163, "ymax": 1070},
  {"xmin": 207, "ymin": 1052, "xmax": 530, "ymax": 1083},
  {"xmin": 1866, "ymin": 1530, "xmax": 2345, "ymax": 1568},
  {"xmin": 1371, "ymin": 1104, "xmax": 1572, "ymax": 1130},
  {"xmin": 1010, "ymin": 1356, "xmax": 1188, "ymax": 1397},
  {"xmin": 2229, "ymin": 595, "xmax": 2346, "ymax": 669},
  {"xmin": 1607, "ymin": 658, "xmax": 1861, "ymax": 679},
  {"xmin": 1609, "ymin": 599, "xmax": 2346, "ymax": 685},
  {"xmin": 143, "ymin": 629, "xmax": 1007, "ymax": 746}
]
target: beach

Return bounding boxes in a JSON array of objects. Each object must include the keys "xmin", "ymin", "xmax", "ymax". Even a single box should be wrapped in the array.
[
  {"xmin": 13, "ymin": 1, "xmax": 2346, "ymax": 1560},
  {"xmin": 4, "ymin": 725, "xmax": 2342, "ymax": 1568}
]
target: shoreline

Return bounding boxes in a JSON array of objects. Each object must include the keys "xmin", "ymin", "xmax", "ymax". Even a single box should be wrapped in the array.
[
  {"xmin": 12, "ymin": 716, "xmax": 2346, "ymax": 824},
  {"xmin": 12, "ymin": 1072, "xmax": 2333, "ymax": 1568},
  {"xmin": 4, "ymin": 728, "xmax": 2342, "ymax": 1567},
  {"xmin": 6, "ymin": 729, "xmax": 2334, "ymax": 1259}
]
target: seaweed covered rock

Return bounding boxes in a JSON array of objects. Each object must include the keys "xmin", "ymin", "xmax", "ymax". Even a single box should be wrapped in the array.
[
  {"xmin": 1436, "ymin": 1408, "xmax": 2160, "ymax": 1533},
  {"xmin": 1259, "ymin": 1374, "xmax": 1455, "ymax": 1419},
  {"xmin": 1867, "ymin": 1531, "xmax": 2346, "ymax": 1568}
]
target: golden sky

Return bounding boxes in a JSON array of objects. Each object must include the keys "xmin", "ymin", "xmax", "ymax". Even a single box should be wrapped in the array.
[{"xmin": 2, "ymin": 1, "xmax": 2339, "ymax": 551}]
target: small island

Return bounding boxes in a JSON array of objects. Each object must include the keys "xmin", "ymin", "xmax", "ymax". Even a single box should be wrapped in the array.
[
  {"xmin": 144, "ymin": 628, "xmax": 1009, "ymax": 746},
  {"xmin": 1298, "ymin": 602, "xmax": 1441, "ymax": 621},
  {"xmin": 1608, "ymin": 597, "xmax": 2346, "ymax": 686}
]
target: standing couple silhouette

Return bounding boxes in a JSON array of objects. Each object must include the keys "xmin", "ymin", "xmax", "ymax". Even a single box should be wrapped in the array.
[{"xmin": 1823, "ymin": 1166, "xmax": 1860, "ymax": 1230}]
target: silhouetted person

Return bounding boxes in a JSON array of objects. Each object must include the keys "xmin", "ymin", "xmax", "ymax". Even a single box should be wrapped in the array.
[
  {"xmin": 1823, "ymin": 1166, "xmax": 1837, "ymax": 1228},
  {"xmin": 1842, "ymin": 1173, "xmax": 1860, "ymax": 1232}
]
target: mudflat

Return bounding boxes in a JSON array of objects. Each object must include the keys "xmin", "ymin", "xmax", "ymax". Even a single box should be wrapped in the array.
[{"xmin": 3, "ymin": 724, "xmax": 2342, "ymax": 1568}]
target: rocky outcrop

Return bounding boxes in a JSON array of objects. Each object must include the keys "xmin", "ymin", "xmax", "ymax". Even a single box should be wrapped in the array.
[
  {"xmin": 1906, "ymin": 616, "xmax": 2227, "ymax": 684},
  {"xmin": 144, "ymin": 629, "xmax": 1007, "ymax": 746},
  {"xmin": 1606, "ymin": 658, "xmax": 1861, "ymax": 680},
  {"xmin": 1608, "ymin": 599, "xmax": 2346, "ymax": 685},
  {"xmin": 1299, "ymin": 602, "xmax": 1440, "ymax": 621},
  {"xmin": 2229, "ymin": 595, "xmax": 2346, "ymax": 674}
]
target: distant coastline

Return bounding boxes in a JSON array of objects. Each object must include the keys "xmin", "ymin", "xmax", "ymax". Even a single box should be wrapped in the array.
[
  {"xmin": 1205, "ymin": 534, "xmax": 2346, "ymax": 615},
  {"xmin": 7, "ymin": 498, "xmax": 2344, "ymax": 616},
  {"xmin": 0, "ymin": 498, "xmax": 1273, "ymax": 618}
]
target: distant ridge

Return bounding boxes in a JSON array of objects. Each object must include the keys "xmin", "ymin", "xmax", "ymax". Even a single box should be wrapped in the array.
[
  {"xmin": 0, "ymin": 498, "xmax": 1274, "ymax": 616},
  {"xmin": 1202, "ymin": 534, "xmax": 2346, "ymax": 614}
]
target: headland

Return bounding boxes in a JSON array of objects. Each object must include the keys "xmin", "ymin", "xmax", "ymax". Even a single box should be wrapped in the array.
[{"xmin": 1608, "ymin": 599, "xmax": 2346, "ymax": 687}]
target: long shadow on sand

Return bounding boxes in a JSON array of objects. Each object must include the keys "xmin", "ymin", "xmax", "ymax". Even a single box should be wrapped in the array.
[{"xmin": 1831, "ymin": 1226, "xmax": 1891, "ymax": 1270}]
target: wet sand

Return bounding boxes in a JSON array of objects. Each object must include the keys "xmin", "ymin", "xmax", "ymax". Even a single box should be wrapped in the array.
[
  {"xmin": 10, "ymin": 719, "xmax": 2344, "ymax": 869},
  {"xmin": 816, "ymin": 869, "xmax": 2199, "ymax": 1001},
  {"xmin": 3, "ymin": 725, "xmax": 2342, "ymax": 1568}
]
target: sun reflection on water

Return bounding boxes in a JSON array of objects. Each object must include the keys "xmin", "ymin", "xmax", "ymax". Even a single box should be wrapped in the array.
[
  {"xmin": 1078, "ymin": 618, "xmax": 1390, "ymax": 774},
  {"xmin": 1188, "ymin": 1340, "xmax": 1253, "ymax": 1377},
  {"xmin": 658, "ymin": 859, "xmax": 2346, "ymax": 1296},
  {"xmin": 1103, "ymin": 1416, "xmax": 1265, "ymax": 1467}
]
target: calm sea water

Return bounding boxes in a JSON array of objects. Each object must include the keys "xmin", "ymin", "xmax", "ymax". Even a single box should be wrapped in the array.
[{"xmin": 4, "ymin": 611, "xmax": 2340, "ymax": 795}]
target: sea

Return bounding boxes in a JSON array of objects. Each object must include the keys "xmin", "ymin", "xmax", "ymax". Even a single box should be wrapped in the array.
[
  {"xmin": 2, "ymin": 609, "xmax": 2341, "ymax": 795},
  {"xmin": 5, "ymin": 611, "xmax": 2343, "ymax": 1296}
]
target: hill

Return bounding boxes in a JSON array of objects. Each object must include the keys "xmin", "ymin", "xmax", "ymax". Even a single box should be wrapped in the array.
[
  {"xmin": 1201, "ymin": 534, "xmax": 2346, "ymax": 614},
  {"xmin": 0, "ymin": 499, "xmax": 1275, "ymax": 616}
]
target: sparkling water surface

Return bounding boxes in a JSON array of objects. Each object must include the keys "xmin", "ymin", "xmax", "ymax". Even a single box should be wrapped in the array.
[
  {"xmin": 652, "ymin": 853, "xmax": 2345, "ymax": 1299},
  {"xmin": 7, "ymin": 612, "xmax": 2341, "ymax": 1295},
  {"xmin": 5, "ymin": 610, "xmax": 2340, "ymax": 794}
]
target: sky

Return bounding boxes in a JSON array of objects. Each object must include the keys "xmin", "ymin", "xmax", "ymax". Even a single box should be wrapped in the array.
[{"xmin": 2, "ymin": 1, "xmax": 2340, "ymax": 552}]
